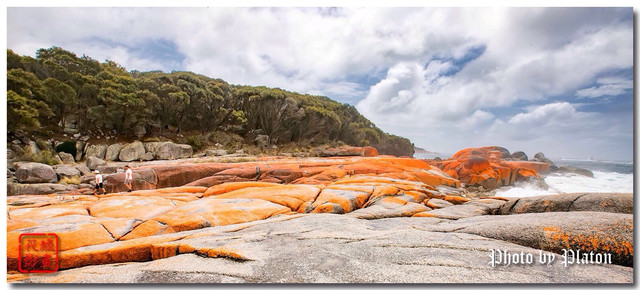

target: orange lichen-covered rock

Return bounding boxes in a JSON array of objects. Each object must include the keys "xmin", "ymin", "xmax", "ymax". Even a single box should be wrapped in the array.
[
  {"xmin": 152, "ymin": 198, "xmax": 292, "ymax": 232},
  {"xmin": 428, "ymin": 146, "xmax": 548, "ymax": 190},
  {"xmin": 120, "ymin": 220, "xmax": 176, "ymax": 241},
  {"xmin": 444, "ymin": 195, "xmax": 470, "ymax": 205},
  {"xmin": 8, "ymin": 203, "xmax": 89, "ymax": 220},
  {"xmin": 88, "ymin": 196, "xmax": 175, "ymax": 220},
  {"xmin": 132, "ymin": 186, "xmax": 208, "ymax": 195},
  {"xmin": 452, "ymin": 146, "xmax": 511, "ymax": 159},
  {"xmin": 185, "ymin": 175, "xmax": 251, "ymax": 187},
  {"xmin": 57, "ymin": 232, "xmax": 189, "ymax": 270},
  {"xmin": 212, "ymin": 184, "xmax": 321, "ymax": 212},
  {"xmin": 203, "ymin": 181, "xmax": 281, "ymax": 197},
  {"xmin": 307, "ymin": 186, "xmax": 373, "ymax": 214},
  {"xmin": 503, "ymin": 161, "xmax": 550, "ymax": 174},
  {"xmin": 464, "ymin": 157, "xmax": 490, "ymax": 174},
  {"xmin": 99, "ymin": 218, "xmax": 141, "ymax": 240},
  {"xmin": 103, "ymin": 168, "xmax": 158, "ymax": 193},
  {"xmin": 7, "ymin": 220, "xmax": 115, "ymax": 267},
  {"xmin": 363, "ymin": 146, "xmax": 379, "ymax": 157},
  {"xmin": 150, "ymin": 163, "xmax": 230, "ymax": 188}
]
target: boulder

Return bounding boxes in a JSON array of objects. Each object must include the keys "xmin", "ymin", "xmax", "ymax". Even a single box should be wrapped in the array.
[
  {"xmin": 53, "ymin": 165, "xmax": 81, "ymax": 179},
  {"xmin": 58, "ymin": 152, "xmax": 75, "ymax": 164},
  {"xmin": 27, "ymin": 141, "xmax": 41, "ymax": 156},
  {"xmin": 143, "ymin": 142, "xmax": 163, "ymax": 158},
  {"xmin": 95, "ymin": 165, "xmax": 121, "ymax": 174},
  {"xmin": 254, "ymin": 134, "xmax": 270, "ymax": 147},
  {"xmin": 119, "ymin": 141, "xmax": 146, "ymax": 162},
  {"xmin": 141, "ymin": 152, "xmax": 154, "ymax": 161},
  {"xmin": 134, "ymin": 124, "xmax": 147, "ymax": 139},
  {"xmin": 7, "ymin": 148, "xmax": 16, "ymax": 160},
  {"xmin": 85, "ymin": 144, "xmax": 108, "ymax": 159},
  {"xmin": 75, "ymin": 164, "xmax": 91, "ymax": 176},
  {"xmin": 511, "ymin": 151, "xmax": 528, "ymax": 161},
  {"xmin": 156, "ymin": 142, "xmax": 193, "ymax": 160},
  {"xmin": 205, "ymin": 149, "xmax": 228, "ymax": 156},
  {"xmin": 7, "ymin": 182, "xmax": 76, "ymax": 195},
  {"xmin": 86, "ymin": 156, "xmax": 107, "ymax": 170},
  {"xmin": 553, "ymin": 166, "xmax": 594, "ymax": 177},
  {"xmin": 75, "ymin": 141, "xmax": 85, "ymax": 161},
  {"xmin": 105, "ymin": 144, "xmax": 124, "ymax": 161},
  {"xmin": 15, "ymin": 162, "xmax": 58, "ymax": 183}
]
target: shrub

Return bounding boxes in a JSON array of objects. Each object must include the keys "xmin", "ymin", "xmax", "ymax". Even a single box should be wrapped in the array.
[
  {"xmin": 20, "ymin": 149, "xmax": 61, "ymax": 166},
  {"xmin": 55, "ymin": 141, "xmax": 77, "ymax": 156},
  {"xmin": 186, "ymin": 134, "xmax": 207, "ymax": 152},
  {"xmin": 35, "ymin": 139, "xmax": 51, "ymax": 151}
]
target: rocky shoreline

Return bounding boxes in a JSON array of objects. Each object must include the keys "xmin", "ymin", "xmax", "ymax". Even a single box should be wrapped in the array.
[{"xmin": 6, "ymin": 146, "xmax": 633, "ymax": 283}]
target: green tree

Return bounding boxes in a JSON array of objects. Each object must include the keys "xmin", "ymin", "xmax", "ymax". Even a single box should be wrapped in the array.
[
  {"xmin": 42, "ymin": 78, "xmax": 78, "ymax": 127},
  {"xmin": 7, "ymin": 90, "xmax": 41, "ymax": 131}
]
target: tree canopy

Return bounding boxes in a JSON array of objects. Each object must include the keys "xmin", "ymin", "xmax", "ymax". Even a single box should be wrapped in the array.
[{"xmin": 6, "ymin": 47, "xmax": 414, "ymax": 156}]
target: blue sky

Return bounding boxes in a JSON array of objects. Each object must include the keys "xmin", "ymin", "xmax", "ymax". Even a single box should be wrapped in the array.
[{"xmin": 7, "ymin": 7, "xmax": 633, "ymax": 161}]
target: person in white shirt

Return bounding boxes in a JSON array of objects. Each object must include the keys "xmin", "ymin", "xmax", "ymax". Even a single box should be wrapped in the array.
[
  {"xmin": 124, "ymin": 165, "xmax": 133, "ymax": 192},
  {"xmin": 93, "ymin": 170, "xmax": 105, "ymax": 195}
]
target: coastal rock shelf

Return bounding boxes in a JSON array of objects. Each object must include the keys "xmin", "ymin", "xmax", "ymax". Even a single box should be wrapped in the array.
[{"xmin": 6, "ymin": 150, "xmax": 633, "ymax": 283}]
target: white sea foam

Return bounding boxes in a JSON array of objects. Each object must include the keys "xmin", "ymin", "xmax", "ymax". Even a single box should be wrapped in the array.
[{"xmin": 495, "ymin": 171, "xmax": 633, "ymax": 198}]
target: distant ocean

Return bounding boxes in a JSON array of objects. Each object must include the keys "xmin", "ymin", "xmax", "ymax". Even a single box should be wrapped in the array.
[{"xmin": 414, "ymin": 153, "xmax": 634, "ymax": 197}]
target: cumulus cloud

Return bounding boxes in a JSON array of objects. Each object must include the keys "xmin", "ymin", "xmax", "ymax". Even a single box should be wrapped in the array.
[{"xmin": 6, "ymin": 7, "xmax": 633, "ymax": 160}]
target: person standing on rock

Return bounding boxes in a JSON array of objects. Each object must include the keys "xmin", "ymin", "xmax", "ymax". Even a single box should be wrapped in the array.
[
  {"xmin": 124, "ymin": 165, "xmax": 133, "ymax": 192},
  {"xmin": 93, "ymin": 170, "xmax": 106, "ymax": 195}
]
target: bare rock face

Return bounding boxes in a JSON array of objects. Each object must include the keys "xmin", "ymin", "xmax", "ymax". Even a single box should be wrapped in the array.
[
  {"xmin": 499, "ymin": 193, "xmax": 633, "ymax": 215},
  {"xmin": 119, "ymin": 141, "xmax": 146, "ymax": 162},
  {"xmin": 449, "ymin": 211, "xmax": 633, "ymax": 267},
  {"xmin": 15, "ymin": 162, "xmax": 58, "ymax": 183},
  {"xmin": 155, "ymin": 142, "xmax": 193, "ymax": 160},
  {"xmin": 86, "ymin": 156, "xmax": 107, "ymax": 170}
]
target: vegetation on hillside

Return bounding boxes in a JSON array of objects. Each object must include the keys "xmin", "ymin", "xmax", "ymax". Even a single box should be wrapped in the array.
[{"xmin": 7, "ymin": 47, "xmax": 414, "ymax": 156}]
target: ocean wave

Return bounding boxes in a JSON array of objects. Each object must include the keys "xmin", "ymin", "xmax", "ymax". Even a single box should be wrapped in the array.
[{"xmin": 495, "ymin": 171, "xmax": 633, "ymax": 198}]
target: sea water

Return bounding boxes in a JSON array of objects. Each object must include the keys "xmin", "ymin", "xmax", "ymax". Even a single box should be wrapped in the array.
[{"xmin": 414, "ymin": 153, "xmax": 634, "ymax": 197}]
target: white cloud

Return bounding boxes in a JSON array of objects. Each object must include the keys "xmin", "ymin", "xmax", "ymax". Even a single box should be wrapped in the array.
[
  {"xmin": 576, "ymin": 76, "xmax": 633, "ymax": 98},
  {"xmin": 508, "ymin": 102, "xmax": 577, "ymax": 126}
]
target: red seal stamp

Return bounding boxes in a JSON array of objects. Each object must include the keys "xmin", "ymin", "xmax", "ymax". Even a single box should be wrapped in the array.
[{"xmin": 18, "ymin": 233, "xmax": 59, "ymax": 273}]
